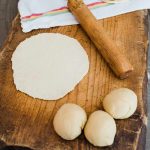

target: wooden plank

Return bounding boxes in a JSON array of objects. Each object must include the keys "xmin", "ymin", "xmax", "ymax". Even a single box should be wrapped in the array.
[{"xmin": 0, "ymin": 11, "xmax": 148, "ymax": 150}]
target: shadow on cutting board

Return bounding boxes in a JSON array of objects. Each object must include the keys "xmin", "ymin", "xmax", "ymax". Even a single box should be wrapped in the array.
[
  {"xmin": 0, "ymin": 147, "xmax": 32, "ymax": 150},
  {"xmin": 0, "ymin": 140, "xmax": 32, "ymax": 150}
]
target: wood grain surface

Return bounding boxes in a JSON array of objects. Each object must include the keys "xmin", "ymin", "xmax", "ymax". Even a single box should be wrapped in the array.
[{"xmin": 0, "ymin": 10, "xmax": 148, "ymax": 150}]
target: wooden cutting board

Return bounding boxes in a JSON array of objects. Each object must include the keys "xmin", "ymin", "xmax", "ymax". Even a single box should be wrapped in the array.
[{"xmin": 0, "ymin": 11, "xmax": 148, "ymax": 150}]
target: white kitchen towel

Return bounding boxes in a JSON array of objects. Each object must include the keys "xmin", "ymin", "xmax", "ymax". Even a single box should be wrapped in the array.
[{"xmin": 18, "ymin": 0, "xmax": 150, "ymax": 32}]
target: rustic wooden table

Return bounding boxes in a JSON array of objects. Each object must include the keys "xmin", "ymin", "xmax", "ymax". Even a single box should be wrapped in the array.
[{"xmin": 0, "ymin": 0, "xmax": 149, "ymax": 150}]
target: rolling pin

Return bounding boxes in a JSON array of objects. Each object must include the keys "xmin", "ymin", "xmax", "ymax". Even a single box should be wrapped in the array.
[{"xmin": 67, "ymin": 0, "xmax": 133, "ymax": 79}]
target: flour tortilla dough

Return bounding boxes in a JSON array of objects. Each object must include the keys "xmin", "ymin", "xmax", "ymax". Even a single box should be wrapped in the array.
[
  {"xmin": 53, "ymin": 103, "xmax": 87, "ymax": 140},
  {"xmin": 84, "ymin": 111, "xmax": 116, "ymax": 147},
  {"xmin": 103, "ymin": 88, "xmax": 137, "ymax": 119},
  {"xmin": 11, "ymin": 33, "xmax": 89, "ymax": 100}
]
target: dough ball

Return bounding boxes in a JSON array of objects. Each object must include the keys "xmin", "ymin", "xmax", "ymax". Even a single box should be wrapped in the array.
[
  {"xmin": 84, "ymin": 111, "xmax": 116, "ymax": 147},
  {"xmin": 53, "ymin": 103, "xmax": 87, "ymax": 140},
  {"xmin": 11, "ymin": 33, "xmax": 89, "ymax": 100},
  {"xmin": 102, "ymin": 0, "xmax": 129, "ymax": 3},
  {"xmin": 103, "ymin": 88, "xmax": 137, "ymax": 119}
]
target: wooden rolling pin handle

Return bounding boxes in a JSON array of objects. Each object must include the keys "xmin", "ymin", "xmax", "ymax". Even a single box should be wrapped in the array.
[{"xmin": 68, "ymin": 0, "xmax": 133, "ymax": 79}]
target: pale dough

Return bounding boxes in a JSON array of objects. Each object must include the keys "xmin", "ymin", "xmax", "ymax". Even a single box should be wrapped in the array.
[
  {"xmin": 103, "ymin": 88, "xmax": 137, "ymax": 119},
  {"xmin": 84, "ymin": 110, "xmax": 116, "ymax": 147},
  {"xmin": 53, "ymin": 103, "xmax": 87, "ymax": 140},
  {"xmin": 11, "ymin": 33, "xmax": 89, "ymax": 100}
]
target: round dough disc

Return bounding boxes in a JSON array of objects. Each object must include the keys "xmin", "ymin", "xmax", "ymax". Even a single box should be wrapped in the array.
[{"xmin": 11, "ymin": 33, "xmax": 89, "ymax": 100}]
